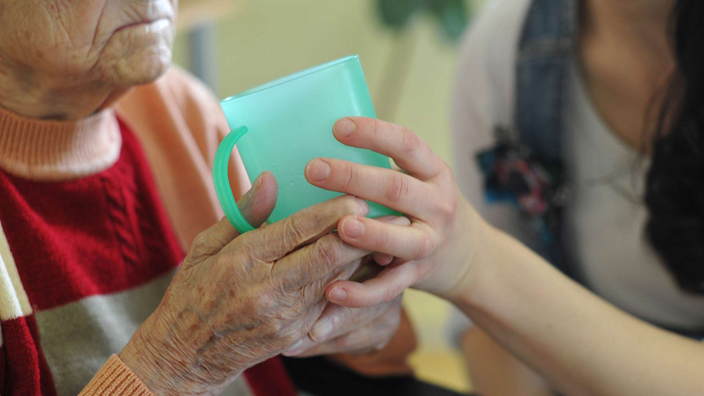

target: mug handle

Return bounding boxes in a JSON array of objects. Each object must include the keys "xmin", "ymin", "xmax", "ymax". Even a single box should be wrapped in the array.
[{"xmin": 213, "ymin": 126, "xmax": 256, "ymax": 234}]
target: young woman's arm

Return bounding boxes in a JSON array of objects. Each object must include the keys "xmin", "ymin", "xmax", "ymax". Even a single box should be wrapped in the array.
[
  {"xmin": 460, "ymin": 328, "xmax": 554, "ymax": 396},
  {"xmin": 456, "ymin": 224, "xmax": 704, "ymax": 396},
  {"xmin": 449, "ymin": 1, "xmax": 555, "ymax": 393},
  {"xmin": 306, "ymin": 116, "xmax": 704, "ymax": 396}
]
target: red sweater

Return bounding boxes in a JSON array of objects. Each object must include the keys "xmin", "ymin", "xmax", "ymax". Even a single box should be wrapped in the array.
[{"xmin": 0, "ymin": 109, "xmax": 296, "ymax": 395}]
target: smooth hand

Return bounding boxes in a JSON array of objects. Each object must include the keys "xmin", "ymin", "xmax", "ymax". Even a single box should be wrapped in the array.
[
  {"xmin": 284, "ymin": 292, "xmax": 404, "ymax": 357},
  {"xmin": 305, "ymin": 117, "xmax": 486, "ymax": 307}
]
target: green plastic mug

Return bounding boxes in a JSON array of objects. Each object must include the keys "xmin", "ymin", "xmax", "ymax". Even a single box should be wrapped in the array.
[{"xmin": 214, "ymin": 55, "xmax": 397, "ymax": 233}]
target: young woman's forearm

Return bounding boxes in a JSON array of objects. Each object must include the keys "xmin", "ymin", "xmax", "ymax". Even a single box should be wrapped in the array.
[{"xmin": 453, "ymin": 226, "xmax": 704, "ymax": 396}]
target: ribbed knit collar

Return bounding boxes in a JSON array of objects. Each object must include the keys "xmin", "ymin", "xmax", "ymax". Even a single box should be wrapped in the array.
[{"xmin": 0, "ymin": 105, "xmax": 122, "ymax": 181}]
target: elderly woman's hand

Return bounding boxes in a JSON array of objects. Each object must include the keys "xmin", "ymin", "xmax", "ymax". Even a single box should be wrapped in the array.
[
  {"xmin": 119, "ymin": 172, "xmax": 373, "ymax": 395},
  {"xmin": 305, "ymin": 117, "xmax": 486, "ymax": 308}
]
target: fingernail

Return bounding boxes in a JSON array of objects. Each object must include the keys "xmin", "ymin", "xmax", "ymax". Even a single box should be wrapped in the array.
[
  {"xmin": 310, "ymin": 318, "xmax": 334, "ymax": 342},
  {"xmin": 329, "ymin": 287, "xmax": 347, "ymax": 302},
  {"xmin": 283, "ymin": 339, "xmax": 305, "ymax": 356},
  {"xmin": 254, "ymin": 173, "xmax": 264, "ymax": 189},
  {"xmin": 334, "ymin": 118, "xmax": 356, "ymax": 137},
  {"xmin": 355, "ymin": 198, "xmax": 369, "ymax": 215},
  {"xmin": 377, "ymin": 254, "xmax": 393, "ymax": 265},
  {"xmin": 341, "ymin": 217, "xmax": 365, "ymax": 239},
  {"xmin": 306, "ymin": 159, "xmax": 331, "ymax": 182}
]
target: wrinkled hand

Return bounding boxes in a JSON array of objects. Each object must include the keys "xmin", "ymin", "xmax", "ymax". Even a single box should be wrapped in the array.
[
  {"xmin": 305, "ymin": 117, "xmax": 486, "ymax": 308},
  {"xmin": 119, "ymin": 172, "xmax": 372, "ymax": 395}
]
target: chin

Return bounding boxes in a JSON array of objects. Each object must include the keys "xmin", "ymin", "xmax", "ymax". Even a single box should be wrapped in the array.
[{"xmin": 113, "ymin": 44, "xmax": 173, "ymax": 86}]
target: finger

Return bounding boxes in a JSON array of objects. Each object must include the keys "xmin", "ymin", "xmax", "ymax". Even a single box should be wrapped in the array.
[
  {"xmin": 281, "ymin": 336, "xmax": 318, "ymax": 357},
  {"xmin": 370, "ymin": 216, "xmax": 411, "ymax": 266},
  {"xmin": 338, "ymin": 216, "xmax": 436, "ymax": 261},
  {"xmin": 348, "ymin": 259, "xmax": 383, "ymax": 283},
  {"xmin": 308, "ymin": 298, "xmax": 393, "ymax": 343},
  {"xmin": 305, "ymin": 158, "xmax": 434, "ymax": 218},
  {"xmin": 332, "ymin": 117, "xmax": 443, "ymax": 180},
  {"xmin": 186, "ymin": 172, "xmax": 278, "ymax": 261},
  {"xmin": 286, "ymin": 304, "xmax": 400, "ymax": 357},
  {"xmin": 273, "ymin": 232, "xmax": 368, "ymax": 291},
  {"xmin": 325, "ymin": 262, "xmax": 421, "ymax": 308},
  {"xmin": 375, "ymin": 215, "xmax": 412, "ymax": 227},
  {"xmin": 236, "ymin": 194, "xmax": 369, "ymax": 262},
  {"xmin": 286, "ymin": 328, "xmax": 389, "ymax": 357},
  {"xmin": 373, "ymin": 253, "xmax": 394, "ymax": 266},
  {"xmin": 282, "ymin": 298, "xmax": 330, "ymax": 354},
  {"xmin": 236, "ymin": 171, "xmax": 279, "ymax": 228}
]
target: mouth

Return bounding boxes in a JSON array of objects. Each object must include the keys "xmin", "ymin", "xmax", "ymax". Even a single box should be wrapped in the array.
[{"xmin": 115, "ymin": 18, "xmax": 171, "ymax": 34}]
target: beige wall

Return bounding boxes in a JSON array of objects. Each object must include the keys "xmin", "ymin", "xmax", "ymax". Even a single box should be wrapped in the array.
[{"xmin": 173, "ymin": 0, "xmax": 465, "ymax": 164}]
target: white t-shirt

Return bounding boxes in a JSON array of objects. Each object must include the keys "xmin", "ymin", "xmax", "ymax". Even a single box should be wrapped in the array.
[{"xmin": 447, "ymin": 0, "xmax": 704, "ymax": 340}]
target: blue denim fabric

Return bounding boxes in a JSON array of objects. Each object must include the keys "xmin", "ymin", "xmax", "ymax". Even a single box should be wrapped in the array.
[{"xmin": 514, "ymin": 0, "xmax": 579, "ymax": 279}]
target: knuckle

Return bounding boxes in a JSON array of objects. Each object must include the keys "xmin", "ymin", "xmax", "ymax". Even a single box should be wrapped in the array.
[
  {"xmin": 262, "ymin": 319, "xmax": 286, "ymax": 337},
  {"xmin": 342, "ymin": 163, "xmax": 358, "ymax": 191},
  {"xmin": 371, "ymin": 119, "xmax": 381, "ymax": 140},
  {"xmin": 413, "ymin": 235, "xmax": 435, "ymax": 259},
  {"xmin": 400, "ymin": 128, "xmax": 420, "ymax": 156},
  {"xmin": 373, "ymin": 225, "xmax": 390, "ymax": 251},
  {"xmin": 331, "ymin": 309, "xmax": 351, "ymax": 330},
  {"xmin": 386, "ymin": 172, "xmax": 410, "ymax": 204},
  {"xmin": 381, "ymin": 287, "xmax": 396, "ymax": 303},
  {"xmin": 436, "ymin": 197, "xmax": 459, "ymax": 220},
  {"xmin": 188, "ymin": 230, "xmax": 212, "ymax": 261},
  {"xmin": 252, "ymin": 290, "xmax": 276, "ymax": 312},
  {"xmin": 314, "ymin": 236, "xmax": 342, "ymax": 270},
  {"xmin": 279, "ymin": 329, "xmax": 301, "ymax": 346},
  {"xmin": 283, "ymin": 216, "xmax": 310, "ymax": 245}
]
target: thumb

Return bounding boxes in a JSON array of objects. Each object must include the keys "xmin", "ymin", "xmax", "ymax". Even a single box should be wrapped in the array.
[
  {"xmin": 236, "ymin": 170, "xmax": 279, "ymax": 228},
  {"xmin": 188, "ymin": 171, "xmax": 279, "ymax": 261}
]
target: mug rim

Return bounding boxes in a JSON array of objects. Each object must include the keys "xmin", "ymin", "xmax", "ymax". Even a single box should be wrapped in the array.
[{"xmin": 220, "ymin": 55, "xmax": 359, "ymax": 104}]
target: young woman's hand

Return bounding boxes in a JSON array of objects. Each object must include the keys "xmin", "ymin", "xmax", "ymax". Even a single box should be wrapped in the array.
[{"xmin": 305, "ymin": 117, "xmax": 487, "ymax": 308}]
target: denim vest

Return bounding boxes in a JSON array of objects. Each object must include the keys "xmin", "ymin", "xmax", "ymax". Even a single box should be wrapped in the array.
[
  {"xmin": 515, "ymin": 0, "xmax": 578, "ymax": 278},
  {"xmin": 474, "ymin": 0, "xmax": 580, "ymax": 279},
  {"xmin": 503, "ymin": 0, "xmax": 704, "ymax": 339}
]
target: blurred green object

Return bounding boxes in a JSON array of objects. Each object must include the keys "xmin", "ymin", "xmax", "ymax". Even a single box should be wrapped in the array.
[{"xmin": 377, "ymin": 0, "xmax": 469, "ymax": 41}]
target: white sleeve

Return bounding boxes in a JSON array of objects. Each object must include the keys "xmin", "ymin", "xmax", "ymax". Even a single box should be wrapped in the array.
[{"xmin": 446, "ymin": 0, "xmax": 539, "ymax": 343}]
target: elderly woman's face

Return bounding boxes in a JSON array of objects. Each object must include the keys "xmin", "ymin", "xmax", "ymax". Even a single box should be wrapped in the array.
[{"xmin": 0, "ymin": 0, "xmax": 177, "ymax": 90}]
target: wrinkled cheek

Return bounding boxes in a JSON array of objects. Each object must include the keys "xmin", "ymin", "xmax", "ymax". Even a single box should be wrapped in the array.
[
  {"xmin": 0, "ymin": 1, "xmax": 105, "ymax": 74},
  {"xmin": 99, "ymin": 27, "xmax": 174, "ymax": 84},
  {"xmin": 43, "ymin": 0, "xmax": 106, "ymax": 49}
]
